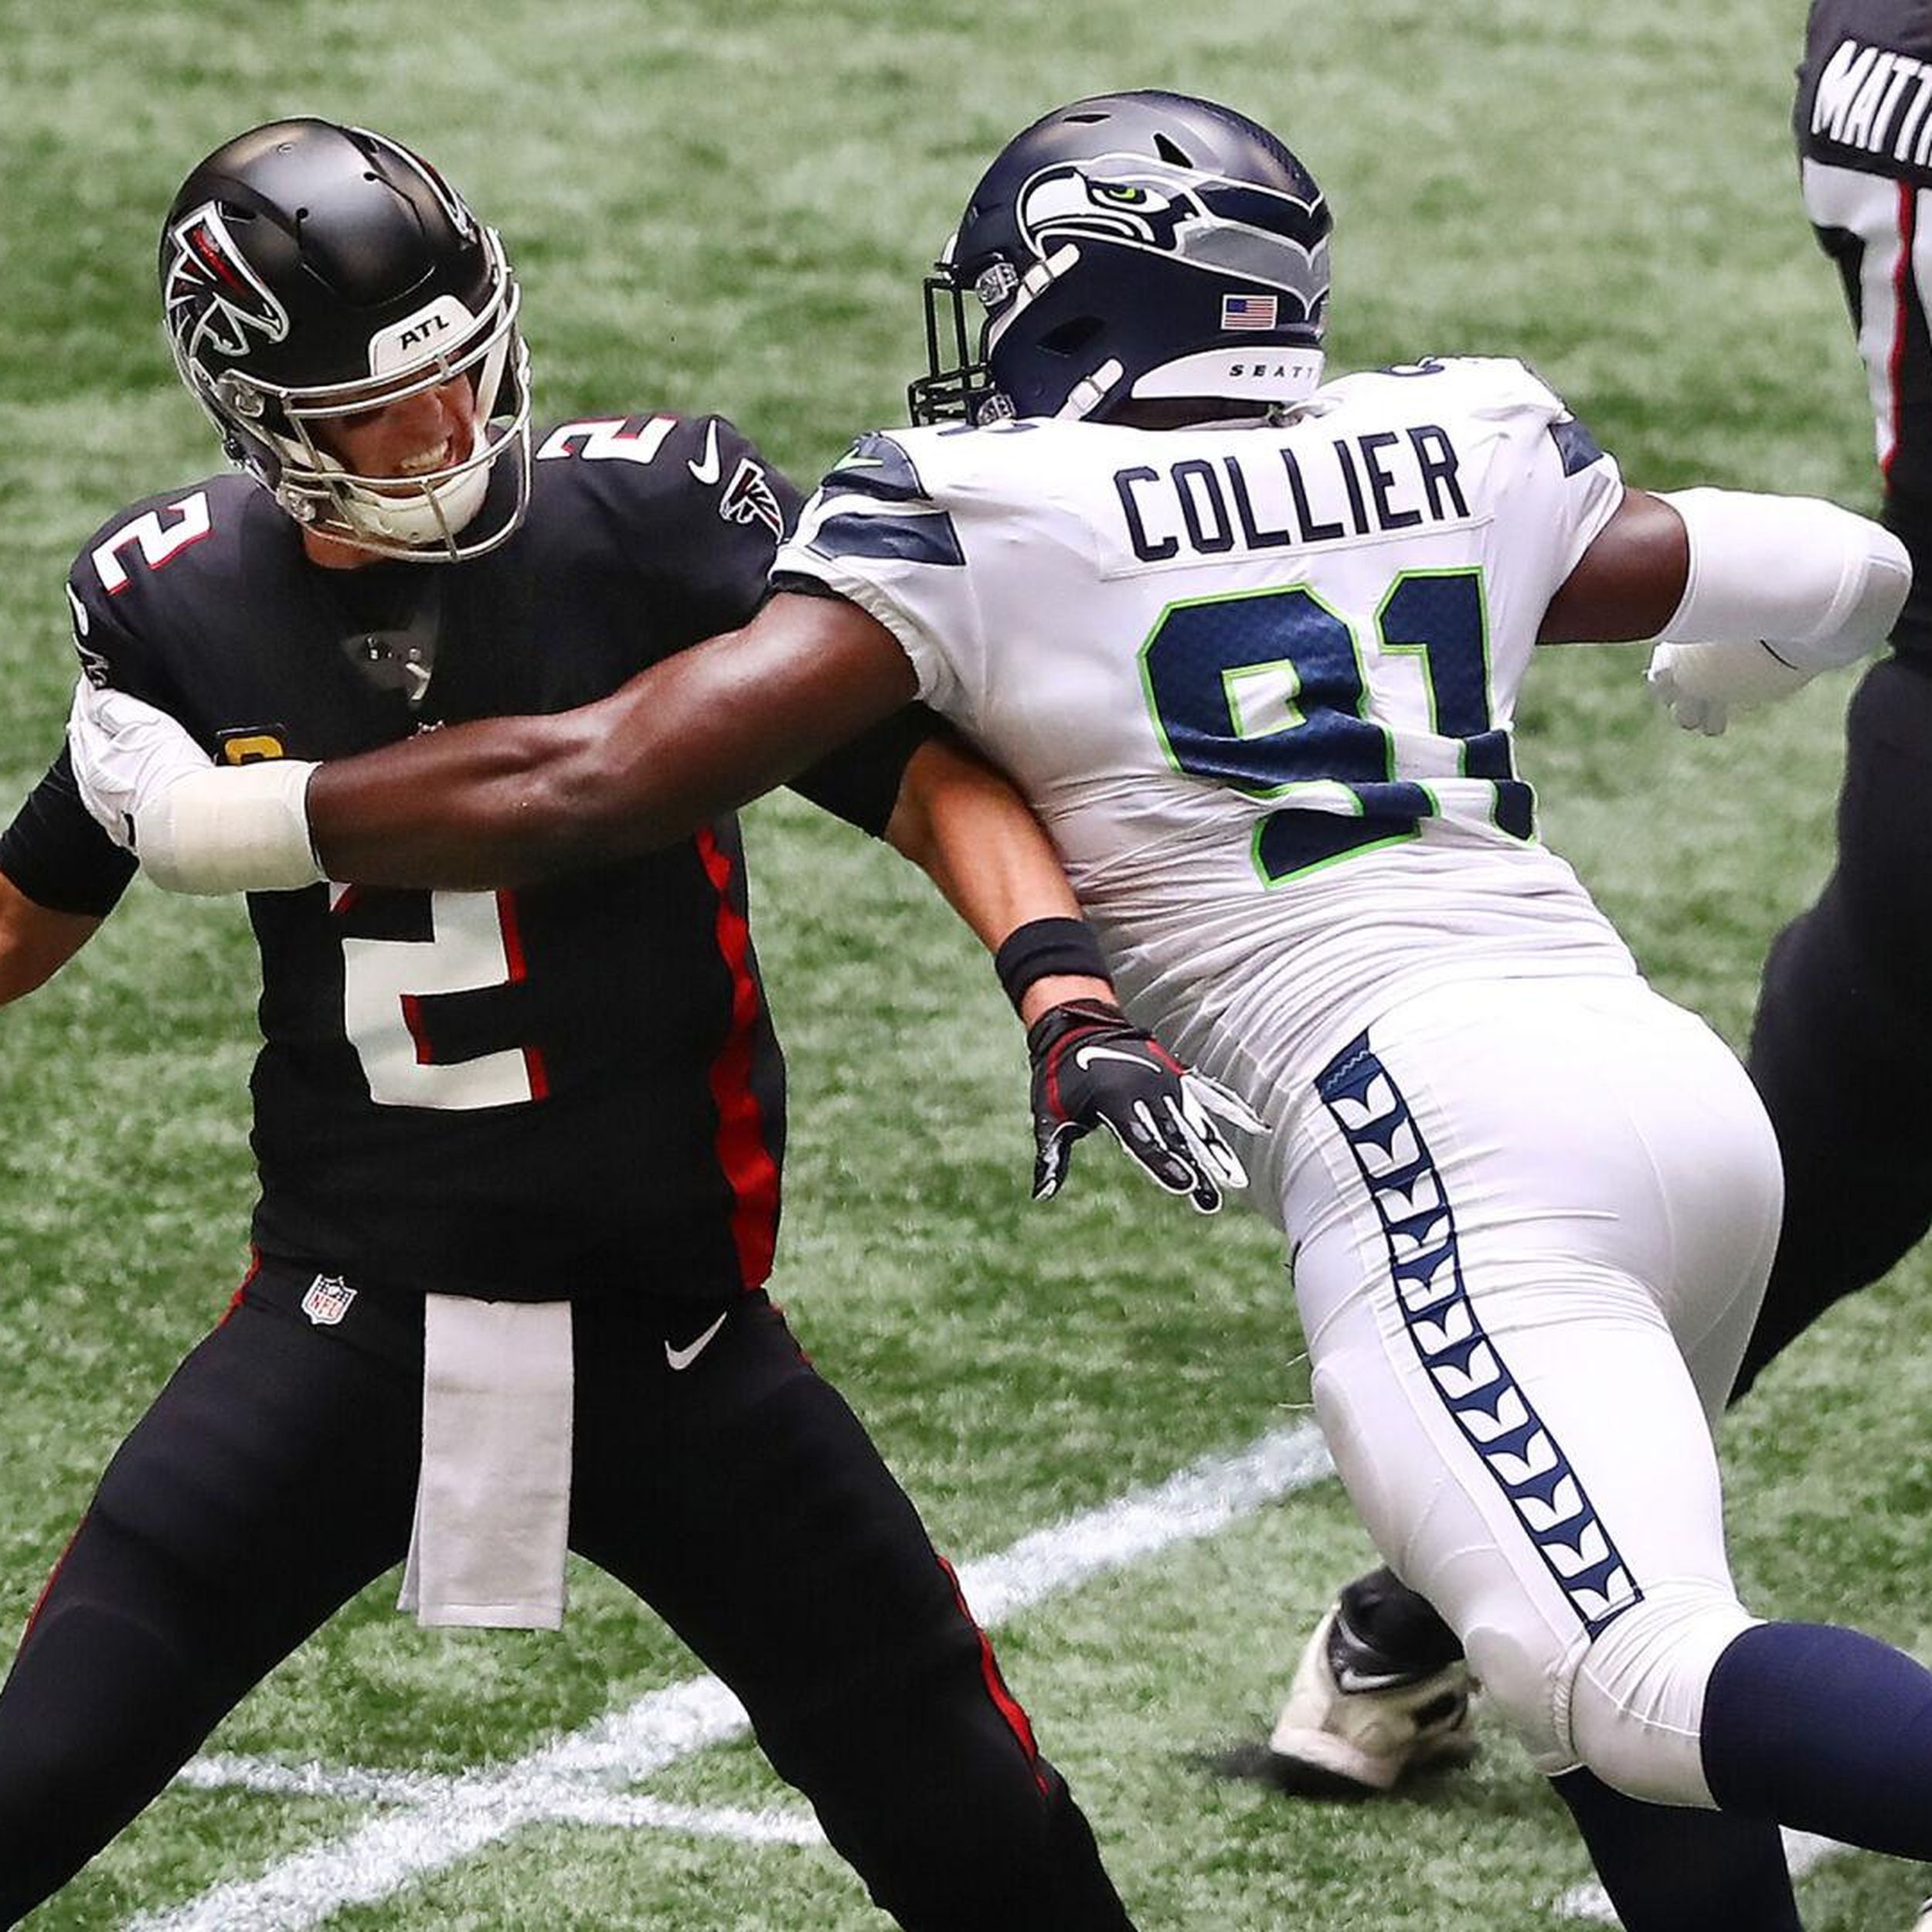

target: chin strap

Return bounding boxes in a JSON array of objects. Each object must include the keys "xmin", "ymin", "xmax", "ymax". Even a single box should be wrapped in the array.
[{"xmin": 1056, "ymin": 359, "xmax": 1127, "ymax": 420}]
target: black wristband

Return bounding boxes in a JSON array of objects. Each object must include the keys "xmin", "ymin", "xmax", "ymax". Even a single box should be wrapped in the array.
[{"xmin": 994, "ymin": 917, "xmax": 1109, "ymax": 1012}]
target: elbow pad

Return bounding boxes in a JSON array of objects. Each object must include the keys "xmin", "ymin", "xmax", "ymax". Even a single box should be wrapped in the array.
[
  {"xmin": 1656, "ymin": 487, "xmax": 1910, "ymax": 671},
  {"xmin": 139, "ymin": 761, "xmax": 325, "ymax": 896}
]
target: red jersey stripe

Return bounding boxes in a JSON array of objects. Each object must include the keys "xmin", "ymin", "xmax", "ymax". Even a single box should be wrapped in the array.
[
  {"xmin": 495, "ymin": 890, "xmax": 550, "ymax": 1099},
  {"xmin": 695, "ymin": 827, "xmax": 781, "ymax": 1288},
  {"xmin": 937, "ymin": 1554, "xmax": 1048, "ymax": 1792},
  {"xmin": 1885, "ymin": 179, "xmax": 1917, "ymax": 479}
]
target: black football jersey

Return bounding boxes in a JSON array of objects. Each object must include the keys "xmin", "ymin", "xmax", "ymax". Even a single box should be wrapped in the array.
[
  {"xmin": 1798, "ymin": 0, "xmax": 1932, "ymax": 655},
  {"xmin": 2, "ymin": 413, "xmax": 933, "ymax": 1302}
]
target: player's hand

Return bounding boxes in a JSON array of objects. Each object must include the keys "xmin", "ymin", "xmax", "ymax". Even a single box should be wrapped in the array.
[
  {"xmin": 1644, "ymin": 638, "xmax": 1813, "ymax": 736},
  {"xmin": 66, "ymin": 678, "xmax": 212, "ymax": 850},
  {"xmin": 1026, "ymin": 997, "xmax": 1267, "ymax": 1213}
]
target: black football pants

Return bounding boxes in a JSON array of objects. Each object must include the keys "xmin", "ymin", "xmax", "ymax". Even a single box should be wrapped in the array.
[
  {"xmin": 0, "ymin": 1263, "xmax": 1133, "ymax": 1930},
  {"xmin": 1735, "ymin": 651, "xmax": 1932, "ymax": 1393}
]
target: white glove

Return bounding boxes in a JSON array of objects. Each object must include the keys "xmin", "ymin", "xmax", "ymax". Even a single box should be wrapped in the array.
[
  {"xmin": 66, "ymin": 679, "xmax": 213, "ymax": 849},
  {"xmin": 1643, "ymin": 638, "xmax": 1815, "ymax": 736},
  {"xmin": 66, "ymin": 679, "xmax": 323, "ymax": 894}
]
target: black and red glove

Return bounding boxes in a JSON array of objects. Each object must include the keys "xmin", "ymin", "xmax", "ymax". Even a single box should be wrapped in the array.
[{"xmin": 1026, "ymin": 998, "xmax": 1267, "ymax": 1213}]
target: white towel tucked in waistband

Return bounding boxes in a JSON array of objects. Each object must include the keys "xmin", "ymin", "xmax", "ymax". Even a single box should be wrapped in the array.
[{"xmin": 398, "ymin": 1294, "xmax": 574, "ymax": 1631}]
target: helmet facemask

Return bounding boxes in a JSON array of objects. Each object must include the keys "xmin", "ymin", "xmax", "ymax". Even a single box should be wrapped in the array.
[{"xmin": 216, "ymin": 260, "xmax": 527, "ymax": 561}]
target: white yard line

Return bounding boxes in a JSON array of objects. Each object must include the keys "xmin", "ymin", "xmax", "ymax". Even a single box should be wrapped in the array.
[
  {"xmin": 1555, "ymin": 1828, "xmax": 1849, "ymax": 1922},
  {"xmin": 128, "ymin": 1420, "xmax": 1334, "ymax": 1932}
]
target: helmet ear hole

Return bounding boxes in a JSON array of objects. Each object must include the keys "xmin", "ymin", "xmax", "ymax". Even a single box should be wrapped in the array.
[{"xmin": 1038, "ymin": 316, "xmax": 1104, "ymax": 359}]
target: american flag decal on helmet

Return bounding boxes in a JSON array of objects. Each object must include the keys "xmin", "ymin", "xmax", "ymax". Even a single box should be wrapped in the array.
[
  {"xmin": 719, "ymin": 457, "xmax": 786, "ymax": 539},
  {"xmin": 1221, "ymin": 294, "xmax": 1279, "ymax": 331},
  {"xmin": 163, "ymin": 202, "xmax": 291, "ymax": 363}
]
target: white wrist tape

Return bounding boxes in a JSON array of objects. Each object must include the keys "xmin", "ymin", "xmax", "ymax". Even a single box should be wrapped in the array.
[
  {"xmin": 138, "ymin": 760, "xmax": 325, "ymax": 896},
  {"xmin": 1656, "ymin": 487, "xmax": 1910, "ymax": 671}
]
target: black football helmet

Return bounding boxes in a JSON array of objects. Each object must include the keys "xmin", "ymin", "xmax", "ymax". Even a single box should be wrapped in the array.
[
  {"xmin": 159, "ymin": 118, "xmax": 530, "ymax": 561},
  {"xmin": 909, "ymin": 91, "xmax": 1331, "ymax": 427}
]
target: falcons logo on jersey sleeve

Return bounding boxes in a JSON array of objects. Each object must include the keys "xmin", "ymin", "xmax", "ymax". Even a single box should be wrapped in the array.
[
  {"xmin": 719, "ymin": 457, "xmax": 786, "ymax": 539},
  {"xmin": 162, "ymin": 202, "xmax": 291, "ymax": 364}
]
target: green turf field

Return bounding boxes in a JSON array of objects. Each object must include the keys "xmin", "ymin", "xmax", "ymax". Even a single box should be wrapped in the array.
[{"xmin": 3, "ymin": 1, "xmax": 1928, "ymax": 1926}]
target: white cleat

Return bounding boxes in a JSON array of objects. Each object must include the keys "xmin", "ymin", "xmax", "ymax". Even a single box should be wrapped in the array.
[
  {"xmin": 1261, "ymin": 1600, "xmax": 1479, "ymax": 1795},
  {"xmin": 1910, "ymin": 1900, "xmax": 1932, "ymax": 1932}
]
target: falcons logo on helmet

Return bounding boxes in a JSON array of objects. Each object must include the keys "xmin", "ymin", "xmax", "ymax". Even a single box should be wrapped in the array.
[
  {"xmin": 162, "ymin": 202, "xmax": 291, "ymax": 364},
  {"xmin": 719, "ymin": 457, "xmax": 786, "ymax": 539}
]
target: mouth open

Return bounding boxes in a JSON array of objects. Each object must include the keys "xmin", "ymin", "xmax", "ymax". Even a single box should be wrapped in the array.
[{"xmin": 393, "ymin": 437, "xmax": 457, "ymax": 478}]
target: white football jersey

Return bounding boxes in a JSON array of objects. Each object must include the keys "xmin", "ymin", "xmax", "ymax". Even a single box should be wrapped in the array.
[{"xmin": 776, "ymin": 356, "xmax": 1639, "ymax": 1138}]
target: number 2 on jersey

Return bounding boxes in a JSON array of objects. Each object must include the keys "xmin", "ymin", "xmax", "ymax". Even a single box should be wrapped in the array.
[
  {"xmin": 1139, "ymin": 566, "xmax": 1532, "ymax": 883},
  {"xmin": 336, "ymin": 888, "xmax": 549, "ymax": 1111}
]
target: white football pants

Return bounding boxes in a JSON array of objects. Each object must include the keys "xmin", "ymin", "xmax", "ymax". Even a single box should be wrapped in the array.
[{"xmin": 1281, "ymin": 973, "xmax": 1781, "ymax": 1803}]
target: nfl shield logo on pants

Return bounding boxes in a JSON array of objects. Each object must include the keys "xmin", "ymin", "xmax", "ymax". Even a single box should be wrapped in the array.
[{"xmin": 301, "ymin": 1274, "xmax": 357, "ymax": 1327}]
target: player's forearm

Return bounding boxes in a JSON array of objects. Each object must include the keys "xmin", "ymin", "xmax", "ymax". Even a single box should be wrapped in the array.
[
  {"xmin": 308, "ymin": 608, "xmax": 920, "ymax": 889},
  {"xmin": 885, "ymin": 736, "xmax": 1115, "ymax": 1023},
  {"xmin": 129, "ymin": 692, "xmax": 762, "ymax": 895},
  {"xmin": 305, "ymin": 708, "xmax": 639, "ymax": 887},
  {"xmin": 886, "ymin": 736, "xmax": 1080, "ymax": 937},
  {"xmin": 84, "ymin": 594, "xmax": 920, "ymax": 896},
  {"xmin": 0, "ymin": 872, "xmax": 100, "ymax": 1004},
  {"xmin": 1542, "ymin": 485, "xmax": 1909, "ymax": 658}
]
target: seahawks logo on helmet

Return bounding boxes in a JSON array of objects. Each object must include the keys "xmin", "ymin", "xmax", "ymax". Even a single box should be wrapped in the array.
[
  {"xmin": 1012, "ymin": 154, "xmax": 1328, "ymax": 325},
  {"xmin": 1016, "ymin": 162, "xmax": 1204, "ymax": 256},
  {"xmin": 162, "ymin": 202, "xmax": 291, "ymax": 365}
]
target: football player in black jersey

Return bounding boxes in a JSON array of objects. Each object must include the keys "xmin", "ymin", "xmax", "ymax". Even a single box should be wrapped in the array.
[{"xmin": 0, "ymin": 118, "xmax": 1261, "ymax": 1927}]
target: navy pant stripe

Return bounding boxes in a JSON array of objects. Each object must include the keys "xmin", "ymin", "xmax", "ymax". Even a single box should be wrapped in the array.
[{"xmin": 1315, "ymin": 1032, "xmax": 1641, "ymax": 1638}]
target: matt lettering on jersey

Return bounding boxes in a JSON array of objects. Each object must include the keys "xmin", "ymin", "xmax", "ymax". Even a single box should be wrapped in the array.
[
  {"xmin": 1112, "ymin": 424, "xmax": 1468, "ymax": 564},
  {"xmin": 1802, "ymin": 16, "xmax": 1932, "ymax": 185}
]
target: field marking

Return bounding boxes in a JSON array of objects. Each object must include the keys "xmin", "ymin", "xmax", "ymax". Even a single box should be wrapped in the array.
[
  {"xmin": 1555, "ymin": 1828, "xmax": 1849, "ymax": 1921},
  {"xmin": 128, "ymin": 1420, "xmax": 1335, "ymax": 1931},
  {"xmin": 175, "ymin": 1753, "xmax": 826, "ymax": 1845}
]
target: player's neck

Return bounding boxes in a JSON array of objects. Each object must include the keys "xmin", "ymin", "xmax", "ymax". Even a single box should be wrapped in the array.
[
  {"xmin": 302, "ymin": 526, "xmax": 388, "ymax": 571},
  {"xmin": 1106, "ymin": 396, "xmax": 1281, "ymax": 430}
]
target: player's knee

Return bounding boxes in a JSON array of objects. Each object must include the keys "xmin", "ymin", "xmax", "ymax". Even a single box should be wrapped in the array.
[
  {"xmin": 1566, "ymin": 1585, "xmax": 1758, "ymax": 1807},
  {"xmin": 1462, "ymin": 1584, "xmax": 1753, "ymax": 1807}
]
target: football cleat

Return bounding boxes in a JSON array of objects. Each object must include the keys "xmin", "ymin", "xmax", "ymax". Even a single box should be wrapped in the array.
[
  {"xmin": 1261, "ymin": 1595, "xmax": 1479, "ymax": 1795},
  {"xmin": 1911, "ymin": 1899, "xmax": 1932, "ymax": 1931}
]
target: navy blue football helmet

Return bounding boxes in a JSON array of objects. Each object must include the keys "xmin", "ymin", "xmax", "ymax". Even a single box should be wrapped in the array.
[
  {"xmin": 161, "ymin": 119, "xmax": 530, "ymax": 561},
  {"xmin": 909, "ymin": 91, "xmax": 1332, "ymax": 427}
]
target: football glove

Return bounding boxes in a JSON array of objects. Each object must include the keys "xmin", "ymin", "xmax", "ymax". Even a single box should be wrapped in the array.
[
  {"xmin": 1644, "ymin": 638, "xmax": 1812, "ymax": 736},
  {"xmin": 1026, "ymin": 997, "xmax": 1267, "ymax": 1213}
]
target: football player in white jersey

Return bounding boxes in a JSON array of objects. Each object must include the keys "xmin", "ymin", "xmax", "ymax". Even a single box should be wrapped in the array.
[{"xmin": 67, "ymin": 91, "xmax": 1932, "ymax": 1932}]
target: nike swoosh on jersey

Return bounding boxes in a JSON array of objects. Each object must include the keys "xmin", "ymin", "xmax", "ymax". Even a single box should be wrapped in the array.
[
  {"xmin": 665, "ymin": 1308, "xmax": 730, "ymax": 1371},
  {"xmin": 686, "ymin": 421, "xmax": 723, "ymax": 486}
]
